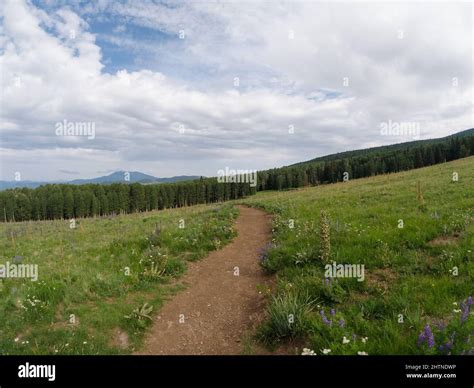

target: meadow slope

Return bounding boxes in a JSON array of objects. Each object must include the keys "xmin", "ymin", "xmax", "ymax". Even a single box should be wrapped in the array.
[
  {"xmin": 0, "ymin": 204, "xmax": 239, "ymax": 354},
  {"xmin": 0, "ymin": 157, "xmax": 472, "ymax": 355},
  {"xmin": 241, "ymin": 156, "xmax": 474, "ymax": 355}
]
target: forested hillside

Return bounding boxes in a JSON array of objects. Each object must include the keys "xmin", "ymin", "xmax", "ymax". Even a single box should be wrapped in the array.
[{"xmin": 256, "ymin": 129, "xmax": 474, "ymax": 190}]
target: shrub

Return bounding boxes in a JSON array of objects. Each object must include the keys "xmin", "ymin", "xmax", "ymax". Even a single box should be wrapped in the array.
[
  {"xmin": 123, "ymin": 302, "xmax": 154, "ymax": 332},
  {"xmin": 258, "ymin": 292, "xmax": 313, "ymax": 344}
]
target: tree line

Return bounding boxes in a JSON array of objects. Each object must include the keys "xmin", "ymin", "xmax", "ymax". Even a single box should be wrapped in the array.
[
  {"xmin": 256, "ymin": 132, "xmax": 474, "ymax": 190},
  {"xmin": 0, "ymin": 178, "xmax": 256, "ymax": 222},
  {"xmin": 1, "ymin": 130, "xmax": 473, "ymax": 222}
]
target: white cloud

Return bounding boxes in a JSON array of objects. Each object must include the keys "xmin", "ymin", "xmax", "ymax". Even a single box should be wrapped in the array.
[{"xmin": 0, "ymin": 0, "xmax": 471, "ymax": 181}]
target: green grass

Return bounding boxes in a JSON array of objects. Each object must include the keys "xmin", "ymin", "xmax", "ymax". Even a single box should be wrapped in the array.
[
  {"xmin": 241, "ymin": 156, "xmax": 474, "ymax": 355},
  {"xmin": 1, "ymin": 157, "xmax": 472, "ymax": 356},
  {"xmin": 0, "ymin": 204, "xmax": 238, "ymax": 354}
]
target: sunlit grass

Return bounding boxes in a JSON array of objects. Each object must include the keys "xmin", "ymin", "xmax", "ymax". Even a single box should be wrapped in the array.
[
  {"xmin": 0, "ymin": 204, "xmax": 238, "ymax": 354},
  {"xmin": 242, "ymin": 157, "xmax": 474, "ymax": 355}
]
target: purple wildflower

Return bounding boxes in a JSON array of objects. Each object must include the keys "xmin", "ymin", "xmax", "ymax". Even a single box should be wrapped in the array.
[
  {"xmin": 424, "ymin": 324, "xmax": 435, "ymax": 348},
  {"xmin": 323, "ymin": 277, "xmax": 333, "ymax": 287},
  {"xmin": 427, "ymin": 334, "xmax": 435, "ymax": 348},
  {"xmin": 330, "ymin": 309, "xmax": 336, "ymax": 316},
  {"xmin": 259, "ymin": 243, "xmax": 276, "ymax": 265},
  {"xmin": 438, "ymin": 341, "xmax": 453, "ymax": 354},
  {"xmin": 320, "ymin": 310, "xmax": 332, "ymax": 326},
  {"xmin": 461, "ymin": 298, "xmax": 471, "ymax": 325},
  {"xmin": 339, "ymin": 319, "xmax": 345, "ymax": 328},
  {"xmin": 424, "ymin": 324, "xmax": 432, "ymax": 337},
  {"xmin": 418, "ymin": 324, "xmax": 435, "ymax": 348},
  {"xmin": 417, "ymin": 332, "xmax": 426, "ymax": 347}
]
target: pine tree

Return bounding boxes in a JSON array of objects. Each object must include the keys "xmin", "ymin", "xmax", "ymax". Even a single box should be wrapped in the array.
[
  {"xmin": 47, "ymin": 186, "xmax": 64, "ymax": 219},
  {"xmin": 63, "ymin": 186, "xmax": 74, "ymax": 219},
  {"xmin": 14, "ymin": 192, "xmax": 32, "ymax": 221},
  {"xmin": 73, "ymin": 189, "xmax": 86, "ymax": 218},
  {"xmin": 130, "ymin": 183, "xmax": 146, "ymax": 212}
]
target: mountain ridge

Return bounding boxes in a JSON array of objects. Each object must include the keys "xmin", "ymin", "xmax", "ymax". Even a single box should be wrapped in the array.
[
  {"xmin": 0, "ymin": 171, "xmax": 202, "ymax": 190},
  {"xmin": 2, "ymin": 128, "xmax": 472, "ymax": 191}
]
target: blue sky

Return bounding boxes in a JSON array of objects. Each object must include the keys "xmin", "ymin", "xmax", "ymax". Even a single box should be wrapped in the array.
[
  {"xmin": 33, "ymin": 0, "xmax": 180, "ymax": 74},
  {"xmin": 0, "ymin": 0, "xmax": 472, "ymax": 181}
]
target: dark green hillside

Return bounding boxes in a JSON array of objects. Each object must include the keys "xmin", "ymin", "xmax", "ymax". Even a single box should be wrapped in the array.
[{"xmin": 256, "ymin": 129, "xmax": 474, "ymax": 190}]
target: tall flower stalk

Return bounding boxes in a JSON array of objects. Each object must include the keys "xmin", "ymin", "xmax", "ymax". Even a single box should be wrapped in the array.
[
  {"xmin": 418, "ymin": 324, "xmax": 435, "ymax": 349},
  {"xmin": 320, "ymin": 210, "xmax": 331, "ymax": 263}
]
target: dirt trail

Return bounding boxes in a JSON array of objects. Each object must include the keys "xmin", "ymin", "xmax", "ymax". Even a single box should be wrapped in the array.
[{"xmin": 136, "ymin": 205, "xmax": 272, "ymax": 355}]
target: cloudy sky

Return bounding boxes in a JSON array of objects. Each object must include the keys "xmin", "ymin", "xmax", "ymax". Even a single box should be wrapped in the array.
[{"xmin": 0, "ymin": 0, "xmax": 472, "ymax": 181}]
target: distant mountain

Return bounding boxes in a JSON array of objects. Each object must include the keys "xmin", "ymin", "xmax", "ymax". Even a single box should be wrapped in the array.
[
  {"xmin": 0, "ymin": 181, "xmax": 47, "ymax": 190},
  {"xmin": 68, "ymin": 171, "xmax": 159, "ymax": 185},
  {"xmin": 0, "ymin": 171, "xmax": 201, "ymax": 190}
]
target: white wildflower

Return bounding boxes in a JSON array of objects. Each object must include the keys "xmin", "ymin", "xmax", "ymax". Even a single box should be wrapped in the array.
[{"xmin": 301, "ymin": 348, "xmax": 316, "ymax": 356}]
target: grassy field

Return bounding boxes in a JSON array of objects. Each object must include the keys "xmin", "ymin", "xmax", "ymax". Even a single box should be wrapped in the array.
[
  {"xmin": 0, "ymin": 204, "xmax": 238, "ymax": 355},
  {"xmin": 1, "ymin": 157, "xmax": 472, "ymax": 356},
  {"xmin": 241, "ymin": 156, "xmax": 474, "ymax": 355}
]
